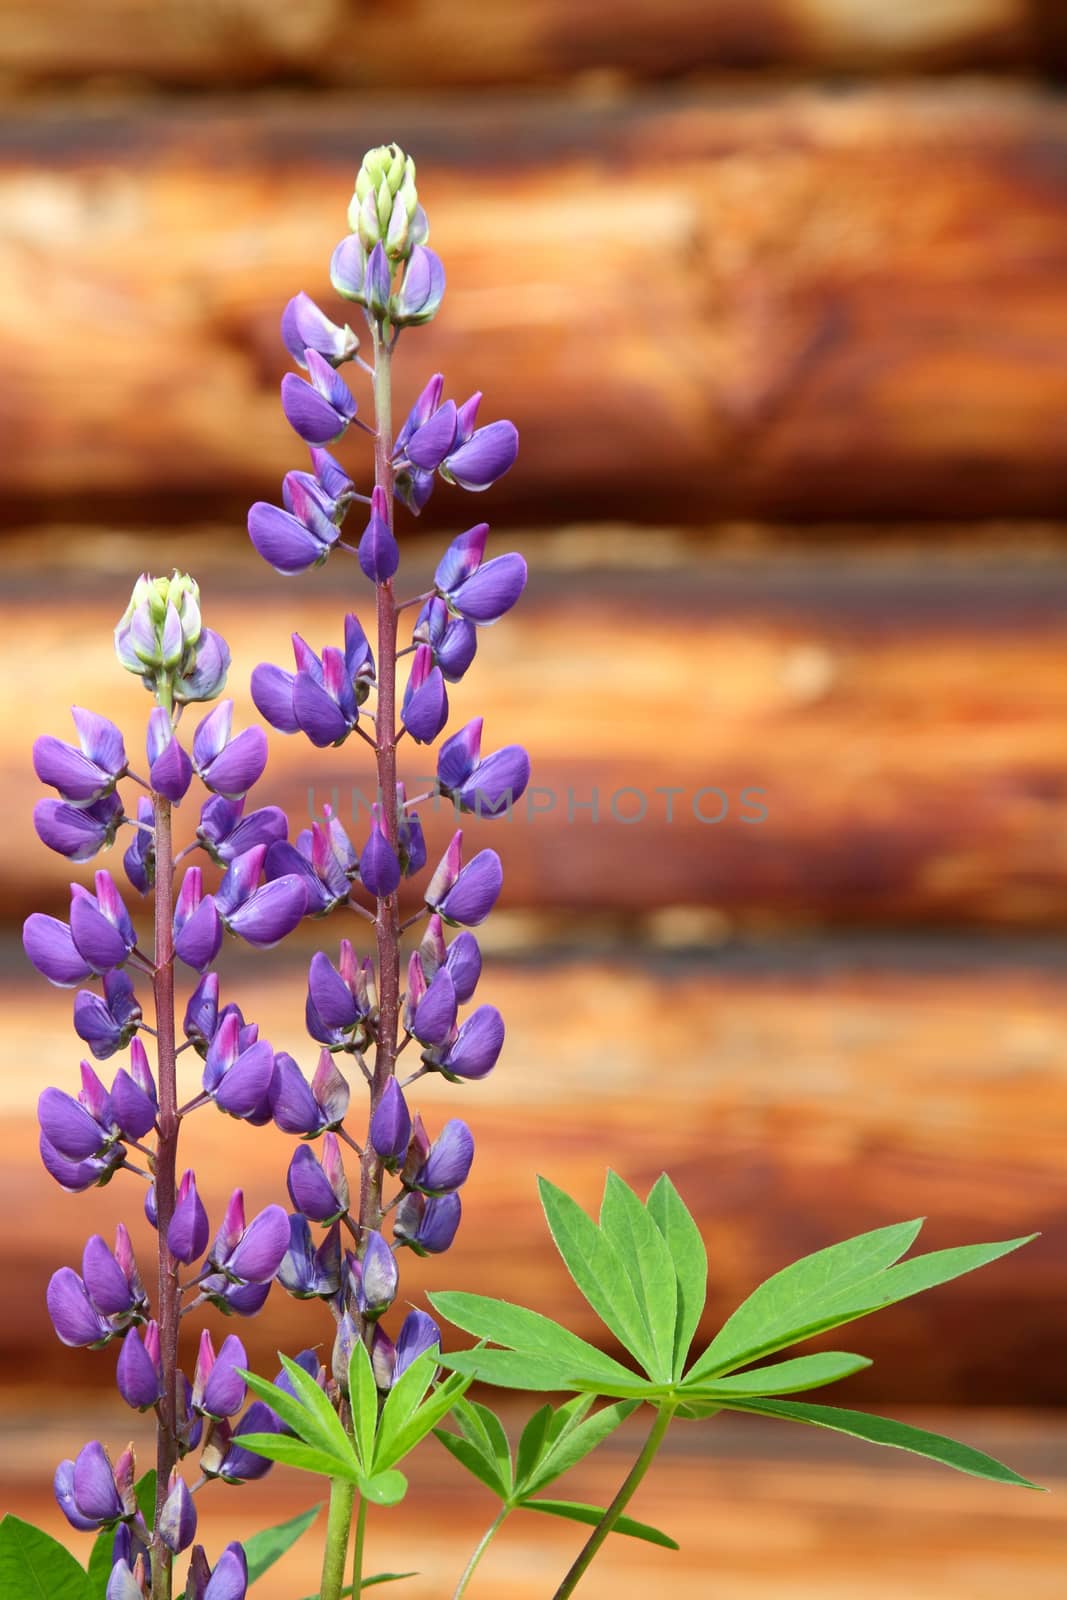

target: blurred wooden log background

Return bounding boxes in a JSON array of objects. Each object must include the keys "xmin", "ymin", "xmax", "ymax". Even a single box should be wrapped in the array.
[{"xmin": 1, "ymin": 1, "xmax": 1066, "ymax": 1591}]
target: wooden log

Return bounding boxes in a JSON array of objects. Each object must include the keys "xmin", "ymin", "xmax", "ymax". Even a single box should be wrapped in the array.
[
  {"xmin": 0, "ymin": 0, "xmax": 1054, "ymax": 89},
  {"xmin": 3, "ymin": 1408, "xmax": 1064, "ymax": 1599},
  {"xmin": 0, "ymin": 87, "xmax": 1065, "ymax": 523},
  {"xmin": 3, "ymin": 541, "xmax": 1067, "ymax": 929},
  {"xmin": 3, "ymin": 943, "xmax": 1065, "ymax": 1403}
]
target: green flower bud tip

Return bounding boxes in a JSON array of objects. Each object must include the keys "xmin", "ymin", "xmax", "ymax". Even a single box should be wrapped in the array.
[{"xmin": 348, "ymin": 143, "xmax": 419, "ymax": 260}]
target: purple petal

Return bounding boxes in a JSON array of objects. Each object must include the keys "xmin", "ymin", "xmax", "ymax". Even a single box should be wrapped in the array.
[
  {"xmin": 453, "ymin": 552, "xmax": 528, "ymax": 623},
  {"xmin": 227, "ymin": 876, "xmax": 308, "ymax": 948},
  {"xmin": 293, "ymin": 672, "xmax": 352, "ymax": 747},
  {"xmin": 440, "ymin": 1004, "xmax": 505, "ymax": 1080},
  {"xmin": 250, "ymin": 662, "xmax": 300, "ymax": 732},
  {"xmin": 47, "ymin": 1267, "xmax": 110, "ymax": 1347},
  {"xmin": 407, "ymin": 399, "xmax": 458, "ymax": 470},
  {"xmin": 443, "ymin": 420, "xmax": 519, "ymax": 490},
  {"xmin": 200, "ymin": 728, "xmax": 268, "ymax": 800},
  {"xmin": 281, "ymin": 372, "xmax": 349, "ymax": 447},
  {"xmin": 457, "ymin": 745, "xmax": 531, "ymax": 817},
  {"xmin": 227, "ymin": 1205, "xmax": 290, "ymax": 1282},
  {"xmin": 24, "ymin": 913, "xmax": 92, "ymax": 986},
  {"xmin": 38, "ymin": 1087, "xmax": 106, "ymax": 1160},
  {"xmin": 248, "ymin": 501, "xmax": 328, "ymax": 575},
  {"xmin": 174, "ymin": 896, "xmax": 223, "ymax": 972}
]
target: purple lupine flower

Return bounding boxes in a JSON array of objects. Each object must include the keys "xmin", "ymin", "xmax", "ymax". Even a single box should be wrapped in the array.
[
  {"xmin": 394, "ymin": 1190, "xmax": 462, "ymax": 1255},
  {"xmin": 66, "ymin": 872, "xmax": 138, "ymax": 975},
  {"xmin": 174, "ymin": 625, "xmax": 231, "ymax": 705},
  {"xmin": 434, "ymin": 523, "xmax": 527, "ymax": 626},
  {"xmin": 173, "ymin": 867, "xmax": 223, "ymax": 971},
  {"xmin": 208, "ymin": 1193, "xmax": 290, "ymax": 1284},
  {"xmin": 391, "ymin": 244, "xmax": 446, "ymax": 326},
  {"xmin": 193, "ymin": 1331, "xmax": 249, "ymax": 1419},
  {"xmin": 123, "ymin": 797, "xmax": 155, "ymax": 895},
  {"xmin": 442, "ymin": 416, "xmax": 520, "ymax": 493},
  {"xmin": 359, "ymin": 803, "xmax": 400, "ymax": 898},
  {"xmin": 23, "ymin": 911, "xmax": 93, "ymax": 985},
  {"xmin": 396, "ymin": 1307, "xmax": 442, "ymax": 1375},
  {"xmin": 436, "ymin": 1004, "xmax": 506, "ymax": 1081},
  {"xmin": 425, "ymin": 834, "xmax": 503, "ymax": 927},
  {"xmin": 146, "ymin": 707, "xmax": 193, "ymax": 803},
  {"xmin": 40, "ymin": 1130, "xmax": 124, "ymax": 1193},
  {"xmin": 159, "ymin": 1472, "xmax": 197, "ymax": 1554},
  {"xmin": 47, "ymin": 1267, "xmax": 112, "ymax": 1347},
  {"xmin": 305, "ymin": 941, "xmax": 375, "ymax": 1049},
  {"xmin": 74, "ymin": 969, "xmax": 142, "ymax": 1059},
  {"xmin": 264, "ymin": 830, "xmax": 349, "ymax": 916},
  {"xmin": 107, "ymin": 1556, "xmax": 146, "ymax": 1600},
  {"xmin": 38, "ymin": 1081, "xmax": 112, "ymax": 1163},
  {"xmin": 369, "ymin": 1306, "xmax": 442, "ymax": 1390},
  {"xmin": 110, "ymin": 1037, "xmax": 158, "ymax": 1139},
  {"xmin": 277, "ymin": 1214, "xmax": 342, "ymax": 1300},
  {"xmin": 281, "ymin": 291, "xmax": 359, "ymax": 368},
  {"xmin": 395, "ymin": 783, "xmax": 428, "ymax": 878},
  {"xmin": 414, "ymin": 1118, "xmax": 475, "ymax": 1194},
  {"xmin": 409, "ymin": 963, "xmax": 458, "ymax": 1047},
  {"xmin": 202, "ymin": 1014, "xmax": 275, "ymax": 1123},
  {"xmin": 420, "ymin": 914, "xmax": 482, "ymax": 1003},
  {"xmin": 33, "ymin": 708, "xmax": 127, "ymax": 805},
  {"xmin": 287, "ymin": 1133, "xmax": 348, "ymax": 1223},
  {"xmin": 186, "ymin": 1541, "xmax": 249, "ymax": 1600},
  {"xmin": 196, "ymin": 797, "xmax": 289, "ymax": 866},
  {"xmin": 168, "ymin": 1170, "xmax": 210, "ymax": 1264},
  {"xmin": 357, "ymin": 484, "xmax": 399, "ymax": 582},
  {"xmin": 270, "ymin": 1049, "xmax": 350, "ymax": 1136},
  {"xmin": 55, "ymin": 1441, "xmax": 126, "ymax": 1531},
  {"xmin": 437, "ymin": 717, "xmax": 530, "ymax": 817},
  {"xmin": 34, "ymin": 792, "xmax": 124, "ymax": 862},
  {"xmin": 213, "ymin": 1403, "xmax": 282, "ymax": 1483},
  {"xmin": 392, "ymin": 374, "xmax": 444, "ymax": 514},
  {"xmin": 183, "ymin": 971, "xmax": 220, "ymax": 1053},
  {"xmin": 401, "ymin": 644, "xmax": 448, "ymax": 744},
  {"xmin": 248, "ymin": 471, "xmax": 341, "ymax": 575},
  {"xmin": 330, "ymin": 233, "xmax": 367, "ymax": 301},
  {"xmin": 116, "ymin": 1322, "xmax": 164, "ymax": 1410},
  {"xmin": 281, "ymin": 348, "xmax": 358, "ymax": 446},
  {"xmin": 192, "ymin": 702, "xmax": 267, "ymax": 800},
  {"xmin": 251, "ymin": 616, "xmax": 373, "ymax": 744},
  {"xmin": 356, "ymin": 1231, "xmax": 398, "ymax": 1320},
  {"xmin": 225, "ymin": 872, "xmax": 308, "ymax": 947},
  {"xmin": 414, "ymin": 595, "xmax": 478, "ymax": 681},
  {"xmin": 370, "ymin": 1078, "xmax": 412, "ymax": 1167}
]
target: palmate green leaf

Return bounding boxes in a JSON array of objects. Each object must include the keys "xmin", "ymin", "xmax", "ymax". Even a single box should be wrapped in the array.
[
  {"xmin": 374, "ymin": 1350, "xmax": 437, "ymax": 1465},
  {"xmin": 243, "ymin": 1504, "xmax": 321, "ymax": 1584},
  {"xmin": 684, "ymin": 1351, "xmax": 872, "ymax": 1400},
  {"xmin": 519, "ymin": 1499, "xmax": 679, "ymax": 1549},
  {"xmin": 689, "ymin": 1226, "xmax": 1036, "ymax": 1381},
  {"xmin": 240, "ymin": 1368, "xmax": 356, "ymax": 1475},
  {"xmin": 433, "ymin": 1428, "xmax": 512, "ymax": 1497},
  {"xmin": 88, "ymin": 1471, "xmax": 156, "ymax": 1595},
  {"xmin": 374, "ymin": 1368, "xmax": 471, "ymax": 1473},
  {"xmin": 521, "ymin": 1400, "xmax": 639, "ymax": 1497},
  {"xmin": 514, "ymin": 1403, "xmax": 555, "ymax": 1488},
  {"xmin": 455, "ymin": 1397, "xmax": 514, "ymax": 1491},
  {"xmin": 720, "ymin": 1399, "xmax": 1042, "ymax": 1489},
  {"xmin": 232, "ymin": 1433, "xmax": 360, "ymax": 1483},
  {"xmin": 280, "ymin": 1354, "xmax": 358, "ymax": 1464},
  {"xmin": 428, "ymin": 1292, "xmax": 637, "ymax": 1387},
  {"xmin": 439, "ymin": 1347, "xmax": 656, "ymax": 1399},
  {"xmin": 599, "ymin": 1172, "xmax": 678, "ymax": 1382},
  {"xmin": 537, "ymin": 1178, "xmax": 659, "ymax": 1375},
  {"xmin": 0, "ymin": 1517, "xmax": 90, "ymax": 1600},
  {"xmin": 687, "ymin": 1219, "xmax": 922, "ymax": 1382},
  {"xmin": 348, "ymin": 1339, "xmax": 379, "ymax": 1476},
  {"xmin": 646, "ymin": 1173, "xmax": 708, "ymax": 1378},
  {"xmin": 358, "ymin": 1469, "xmax": 409, "ymax": 1506}
]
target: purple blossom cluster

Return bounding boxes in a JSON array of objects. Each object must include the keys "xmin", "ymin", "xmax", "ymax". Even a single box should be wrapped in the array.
[{"xmin": 24, "ymin": 141, "xmax": 528, "ymax": 1600}]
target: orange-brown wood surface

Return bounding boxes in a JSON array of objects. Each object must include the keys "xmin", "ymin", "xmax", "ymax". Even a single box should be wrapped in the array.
[
  {"xmin": 4, "ymin": 942, "xmax": 1064, "ymax": 1404},
  {"xmin": 4, "ymin": 540, "xmax": 1066, "ymax": 929},
  {"xmin": 0, "ymin": 0, "xmax": 1056, "ymax": 88},
  {"xmin": 1, "ymin": 87, "xmax": 1066, "ymax": 525},
  {"xmin": 3, "ymin": 1406, "xmax": 1065, "ymax": 1597}
]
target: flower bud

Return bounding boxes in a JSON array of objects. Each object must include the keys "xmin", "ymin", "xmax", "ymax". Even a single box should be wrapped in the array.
[{"xmin": 349, "ymin": 144, "xmax": 421, "ymax": 262}]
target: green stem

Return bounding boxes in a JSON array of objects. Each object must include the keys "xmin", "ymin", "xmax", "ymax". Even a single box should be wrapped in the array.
[
  {"xmin": 320, "ymin": 1477, "xmax": 356, "ymax": 1600},
  {"xmin": 452, "ymin": 1505, "xmax": 510, "ymax": 1599},
  {"xmin": 352, "ymin": 1495, "xmax": 368, "ymax": 1595},
  {"xmin": 550, "ymin": 1405, "xmax": 675, "ymax": 1600}
]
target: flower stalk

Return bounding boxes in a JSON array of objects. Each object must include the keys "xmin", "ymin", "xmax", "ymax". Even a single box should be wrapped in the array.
[{"xmin": 150, "ymin": 792, "xmax": 179, "ymax": 1600}]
